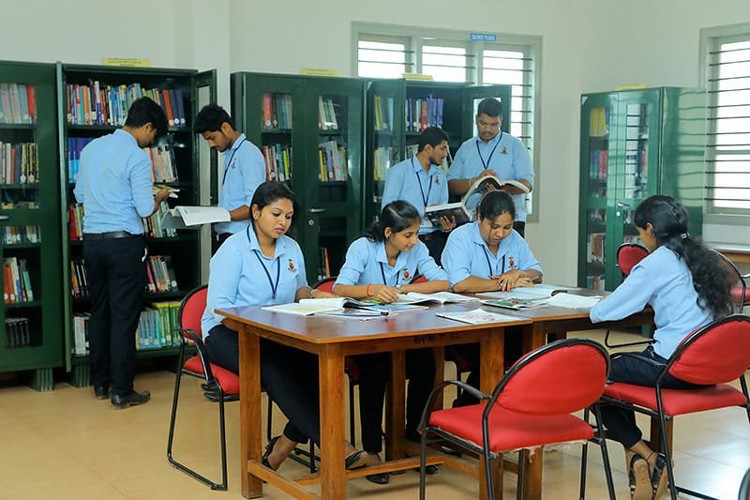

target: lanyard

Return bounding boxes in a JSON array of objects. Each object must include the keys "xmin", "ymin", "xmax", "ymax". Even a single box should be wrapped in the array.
[
  {"xmin": 379, "ymin": 262, "xmax": 398, "ymax": 287},
  {"xmin": 476, "ymin": 133, "xmax": 502, "ymax": 170},
  {"xmin": 247, "ymin": 228, "xmax": 281, "ymax": 299},
  {"xmin": 222, "ymin": 137, "xmax": 247, "ymax": 185},
  {"xmin": 411, "ymin": 157, "xmax": 433, "ymax": 208},
  {"xmin": 482, "ymin": 246, "xmax": 505, "ymax": 277}
]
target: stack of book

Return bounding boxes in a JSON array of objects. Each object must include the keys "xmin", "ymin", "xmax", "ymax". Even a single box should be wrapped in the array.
[{"xmin": 135, "ymin": 301, "xmax": 182, "ymax": 350}]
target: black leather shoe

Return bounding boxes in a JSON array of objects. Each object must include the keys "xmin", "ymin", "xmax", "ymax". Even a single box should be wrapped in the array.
[
  {"xmin": 111, "ymin": 390, "xmax": 151, "ymax": 409},
  {"xmin": 423, "ymin": 464, "xmax": 440, "ymax": 475},
  {"xmin": 94, "ymin": 386, "xmax": 109, "ymax": 400},
  {"xmin": 366, "ymin": 472, "xmax": 390, "ymax": 484}
]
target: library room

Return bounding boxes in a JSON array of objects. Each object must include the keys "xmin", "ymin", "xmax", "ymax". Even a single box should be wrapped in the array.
[{"xmin": 0, "ymin": 0, "xmax": 749, "ymax": 498}]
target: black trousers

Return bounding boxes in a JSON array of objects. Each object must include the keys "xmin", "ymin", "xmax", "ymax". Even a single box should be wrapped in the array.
[
  {"xmin": 206, "ymin": 325, "xmax": 321, "ymax": 444},
  {"xmin": 601, "ymin": 346, "xmax": 705, "ymax": 448},
  {"xmin": 83, "ymin": 236, "xmax": 147, "ymax": 397},
  {"xmin": 419, "ymin": 232, "xmax": 447, "ymax": 266},
  {"xmin": 354, "ymin": 348, "xmax": 436, "ymax": 453}
]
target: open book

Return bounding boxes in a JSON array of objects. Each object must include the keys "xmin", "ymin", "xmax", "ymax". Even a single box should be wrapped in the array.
[
  {"xmin": 481, "ymin": 298, "xmax": 547, "ymax": 310},
  {"xmin": 394, "ymin": 291, "xmax": 479, "ymax": 305},
  {"xmin": 160, "ymin": 206, "xmax": 230, "ymax": 230},
  {"xmin": 424, "ymin": 175, "xmax": 529, "ymax": 228},
  {"xmin": 436, "ymin": 308, "xmax": 521, "ymax": 325},
  {"xmin": 262, "ymin": 297, "xmax": 390, "ymax": 316},
  {"xmin": 478, "ymin": 284, "xmax": 576, "ymax": 301}
]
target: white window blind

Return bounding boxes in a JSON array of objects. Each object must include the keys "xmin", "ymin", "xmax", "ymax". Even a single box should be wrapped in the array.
[{"xmin": 706, "ymin": 36, "xmax": 750, "ymax": 214}]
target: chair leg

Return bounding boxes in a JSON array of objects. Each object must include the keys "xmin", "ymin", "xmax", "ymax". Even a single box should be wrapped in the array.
[
  {"xmin": 579, "ymin": 409, "xmax": 590, "ymax": 499},
  {"xmin": 166, "ymin": 359, "xmax": 183, "ymax": 463},
  {"xmin": 349, "ymin": 378, "xmax": 356, "ymax": 445},
  {"xmin": 516, "ymin": 450, "xmax": 525, "ymax": 500},
  {"xmin": 267, "ymin": 395, "xmax": 273, "ymax": 442},
  {"xmin": 419, "ymin": 428, "xmax": 429, "ymax": 500},
  {"xmin": 308, "ymin": 440, "xmax": 316, "ymax": 473},
  {"xmin": 593, "ymin": 404, "xmax": 616, "ymax": 500},
  {"xmin": 217, "ymin": 388, "xmax": 228, "ymax": 490},
  {"xmin": 658, "ymin": 411, "xmax": 678, "ymax": 500},
  {"xmin": 740, "ymin": 377, "xmax": 750, "ymax": 425}
]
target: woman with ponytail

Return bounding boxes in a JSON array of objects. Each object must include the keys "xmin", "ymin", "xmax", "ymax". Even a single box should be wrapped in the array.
[{"xmin": 590, "ymin": 195, "xmax": 732, "ymax": 500}]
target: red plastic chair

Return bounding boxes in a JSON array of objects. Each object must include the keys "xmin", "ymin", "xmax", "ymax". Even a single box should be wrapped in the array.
[
  {"xmin": 418, "ymin": 338, "xmax": 615, "ymax": 500},
  {"xmin": 604, "ymin": 243, "xmax": 653, "ymax": 349},
  {"xmin": 601, "ymin": 314, "xmax": 750, "ymax": 500}
]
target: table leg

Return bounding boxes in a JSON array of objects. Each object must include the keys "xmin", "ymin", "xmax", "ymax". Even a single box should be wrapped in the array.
[
  {"xmin": 319, "ymin": 344, "xmax": 346, "ymax": 498},
  {"xmin": 239, "ymin": 327, "xmax": 262, "ymax": 498},
  {"xmin": 480, "ymin": 328, "xmax": 505, "ymax": 499},
  {"xmin": 386, "ymin": 349, "xmax": 406, "ymax": 461}
]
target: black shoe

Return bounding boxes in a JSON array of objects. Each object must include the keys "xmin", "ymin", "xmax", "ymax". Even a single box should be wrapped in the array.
[
  {"xmin": 423, "ymin": 464, "xmax": 440, "ymax": 475},
  {"xmin": 111, "ymin": 390, "xmax": 151, "ymax": 409},
  {"xmin": 366, "ymin": 472, "xmax": 390, "ymax": 484},
  {"xmin": 263, "ymin": 435, "xmax": 281, "ymax": 470},
  {"xmin": 94, "ymin": 386, "xmax": 109, "ymax": 400},
  {"xmin": 440, "ymin": 445, "xmax": 463, "ymax": 457}
]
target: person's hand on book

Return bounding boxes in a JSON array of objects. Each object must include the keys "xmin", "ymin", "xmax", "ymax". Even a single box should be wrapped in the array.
[
  {"xmin": 154, "ymin": 187, "xmax": 171, "ymax": 204},
  {"xmin": 469, "ymin": 169, "xmax": 498, "ymax": 190},
  {"xmin": 439, "ymin": 214, "xmax": 457, "ymax": 232},
  {"xmin": 367, "ymin": 284, "xmax": 400, "ymax": 304},
  {"xmin": 492, "ymin": 270, "xmax": 534, "ymax": 292}
]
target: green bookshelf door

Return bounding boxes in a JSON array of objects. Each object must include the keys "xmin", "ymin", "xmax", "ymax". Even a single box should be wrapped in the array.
[
  {"xmin": 0, "ymin": 61, "xmax": 63, "ymax": 390},
  {"xmin": 57, "ymin": 64, "xmax": 215, "ymax": 385},
  {"xmin": 578, "ymin": 88, "xmax": 706, "ymax": 291}
]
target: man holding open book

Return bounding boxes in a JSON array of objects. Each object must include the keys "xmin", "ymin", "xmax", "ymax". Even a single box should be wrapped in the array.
[
  {"xmin": 447, "ymin": 97, "xmax": 533, "ymax": 236},
  {"xmin": 381, "ymin": 127, "xmax": 455, "ymax": 264}
]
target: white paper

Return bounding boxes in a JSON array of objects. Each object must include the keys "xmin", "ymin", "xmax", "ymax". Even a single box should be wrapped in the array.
[
  {"xmin": 545, "ymin": 294, "xmax": 603, "ymax": 309},
  {"xmin": 161, "ymin": 206, "xmax": 230, "ymax": 229}
]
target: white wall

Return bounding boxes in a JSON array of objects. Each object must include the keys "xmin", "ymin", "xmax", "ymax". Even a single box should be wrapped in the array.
[{"xmin": 1, "ymin": 0, "xmax": 747, "ymax": 284}]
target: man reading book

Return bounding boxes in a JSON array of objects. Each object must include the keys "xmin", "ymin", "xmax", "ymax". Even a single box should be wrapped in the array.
[
  {"xmin": 381, "ymin": 126, "xmax": 455, "ymax": 264},
  {"xmin": 447, "ymin": 97, "xmax": 533, "ymax": 236}
]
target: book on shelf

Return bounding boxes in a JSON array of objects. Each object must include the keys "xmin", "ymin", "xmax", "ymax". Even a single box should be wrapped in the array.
[
  {"xmin": 0, "ymin": 83, "xmax": 36, "ymax": 124},
  {"xmin": 160, "ymin": 206, "xmax": 230, "ymax": 230},
  {"xmin": 263, "ymin": 297, "xmax": 391, "ymax": 316},
  {"xmin": 436, "ymin": 308, "xmax": 521, "ymax": 325},
  {"xmin": 318, "ymin": 141, "xmax": 347, "ymax": 182},
  {"xmin": 394, "ymin": 291, "xmax": 479, "ymax": 305},
  {"xmin": 1, "ymin": 142, "xmax": 39, "ymax": 184},
  {"xmin": 5, "ymin": 317, "xmax": 31, "ymax": 348},
  {"xmin": 424, "ymin": 176, "xmax": 529, "ymax": 228},
  {"xmin": 318, "ymin": 96, "xmax": 339, "ymax": 131}
]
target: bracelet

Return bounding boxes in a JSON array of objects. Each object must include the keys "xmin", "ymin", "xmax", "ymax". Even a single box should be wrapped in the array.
[
  {"xmin": 366, "ymin": 284, "xmax": 372, "ymax": 297},
  {"xmin": 308, "ymin": 288, "xmax": 315, "ymax": 299}
]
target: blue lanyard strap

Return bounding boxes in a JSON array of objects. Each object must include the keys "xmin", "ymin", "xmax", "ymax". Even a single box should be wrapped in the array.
[
  {"xmin": 482, "ymin": 246, "xmax": 505, "ymax": 277},
  {"xmin": 411, "ymin": 157, "xmax": 433, "ymax": 208},
  {"xmin": 475, "ymin": 133, "xmax": 502, "ymax": 170},
  {"xmin": 379, "ymin": 262, "xmax": 398, "ymax": 287},
  {"xmin": 222, "ymin": 137, "xmax": 247, "ymax": 185},
  {"xmin": 247, "ymin": 228, "xmax": 281, "ymax": 299}
]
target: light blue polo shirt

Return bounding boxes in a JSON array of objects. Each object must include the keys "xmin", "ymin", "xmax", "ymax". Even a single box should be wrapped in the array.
[
  {"xmin": 590, "ymin": 246, "xmax": 713, "ymax": 359},
  {"xmin": 334, "ymin": 237, "xmax": 447, "ymax": 288},
  {"xmin": 215, "ymin": 133, "xmax": 266, "ymax": 235},
  {"xmin": 201, "ymin": 226, "xmax": 308, "ymax": 337},
  {"xmin": 73, "ymin": 129, "xmax": 153, "ymax": 234},
  {"xmin": 447, "ymin": 132, "xmax": 533, "ymax": 222},
  {"xmin": 441, "ymin": 221, "xmax": 542, "ymax": 288},
  {"xmin": 381, "ymin": 155, "xmax": 449, "ymax": 234}
]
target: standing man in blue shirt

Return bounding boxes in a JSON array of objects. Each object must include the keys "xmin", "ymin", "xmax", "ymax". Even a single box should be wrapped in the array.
[
  {"xmin": 74, "ymin": 97, "xmax": 171, "ymax": 409},
  {"xmin": 447, "ymin": 98, "xmax": 534, "ymax": 236},
  {"xmin": 381, "ymin": 127, "xmax": 455, "ymax": 265},
  {"xmin": 194, "ymin": 104, "xmax": 266, "ymax": 253}
]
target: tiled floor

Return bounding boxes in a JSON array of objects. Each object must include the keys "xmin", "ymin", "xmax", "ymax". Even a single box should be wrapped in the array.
[{"xmin": 1, "ymin": 329, "xmax": 748, "ymax": 499}]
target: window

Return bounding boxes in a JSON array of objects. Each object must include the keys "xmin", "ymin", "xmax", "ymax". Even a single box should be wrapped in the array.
[
  {"xmin": 702, "ymin": 26, "xmax": 750, "ymax": 217},
  {"xmin": 353, "ymin": 24, "xmax": 540, "ymax": 218}
]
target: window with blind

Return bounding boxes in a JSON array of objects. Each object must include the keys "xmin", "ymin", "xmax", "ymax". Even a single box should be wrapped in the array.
[
  {"xmin": 353, "ymin": 25, "xmax": 540, "ymax": 217},
  {"xmin": 705, "ymin": 33, "xmax": 750, "ymax": 216}
]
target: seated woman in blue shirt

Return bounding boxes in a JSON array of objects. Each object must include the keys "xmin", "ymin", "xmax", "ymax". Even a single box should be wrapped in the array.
[
  {"xmin": 333, "ymin": 200, "xmax": 449, "ymax": 484},
  {"xmin": 441, "ymin": 190, "xmax": 543, "ymax": 406},
  {"xmin": 590, "ymin": 195, "xmax": 732, "ymax": 500},
  {"xmin": 201, "ymin": 181, "xmax": 366, "ymax": 471}
]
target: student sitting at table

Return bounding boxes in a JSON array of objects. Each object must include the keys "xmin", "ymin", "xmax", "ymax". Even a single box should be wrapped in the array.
[
  {"xmin": 441, "ymin": 190, "xmax": 543, "ymax": 406},
  {"xmin": 590, "ymin": 195, "xmax": 732, "ymax": 500},
  {"xmin": 201, "ymin": 181, "xmax": 367, "ymax": 472},
  {"xmin": 333, "ymin": 200, "xmax": 450, "ymax": 484}
]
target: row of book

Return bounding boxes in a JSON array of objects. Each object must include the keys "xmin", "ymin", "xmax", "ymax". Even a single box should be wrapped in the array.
[
  {"xmin": 1, "ymin": 142, "xmax": 39, "ymax": 184},
  {"xmin": 70, "ymin": 258, "xmax": 88, "ymax": 298},
  {"xmin": 0, "ymin": 83, "xmax": 36, "ymax": 124},
  {"xmin": 586, "ymin": 232, "xmax": 606, "ymax": 265},
  {"xmin": 0, "ymin": 201, "xmax": 38, "ymax": 210},
  {"xmin": 2, "ymin": 225, "xmax": 40, "ymax": 245},
  {"xmin": 588, "ymin": 149, "xmax": 609, "ymax": 180},
  {"xmin": 372, "ymin": 145, "xmax": 395, "ymax": 181},
  {"xmin": 373, "ymin": 95, "xmax": 395, "ymax": 131},
  {"xmin": 65, "ymin": 82, "xmax": 186, "ymax": 128},
  {"xmin": 70, "ymin": 255, "xmax": 179, "ymax": 297},
  {"xmin": 67, "ymin": 138, "xmax": 178, "ymax": 184},
  {"xmin": 135, "ymin": 301, "xmax": 183, "ymax": 350},
  {"xmin": 3, "ymin": 257, "xmax": 33, "ymax": 303},
  {"xmin": 317, "ymin": 247, "xmax": 331, "ymax": 282},
  {"xmin": 405, "ymin": 96, "xmax": 444, "ymax": 132},
  {"xmin": 318, "ymin": 97, "xmax": 340, "ymax": 131},
  {"xmin": 262, "ymin": 144, "xmax": 292, "ymax": 182},
  {"xmin": 143, "ymin": 202, "xmax": 177, "ymax": 239},
  {"xmin": 5, "ymin": 317, "xmax": 31, "ymax": 348},
  {"xmin": 589, "ymin": 107, "xmax": 610, "ymax": 138},
  {"xmin": 262, "ymin": 92, "xmax": 292, "ymax": 129},
  {"xmin": 68, "ymin": 204, "xmax": 84, "ymax": 241},
  {"xmin": 318, "ymin": 141, "xmax": 348, "ymax": 182}
]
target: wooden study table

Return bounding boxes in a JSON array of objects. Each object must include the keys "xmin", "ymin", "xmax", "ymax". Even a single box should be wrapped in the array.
[{"xmin": 218, "ymin": 303, "xmax": 532, "ymax": 499}]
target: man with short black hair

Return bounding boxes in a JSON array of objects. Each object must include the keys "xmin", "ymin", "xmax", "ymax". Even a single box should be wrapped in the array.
[
  {"xmin": 194, "ymin": 104, "xmax": 265, "ymax": 252},
  {"xmin": 74, "ymin": 97, "xmax": 171, "ymax": 409},
  {"xmin": 447, "ymin": 97, "xmax": 533, "ymax": 236}
]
